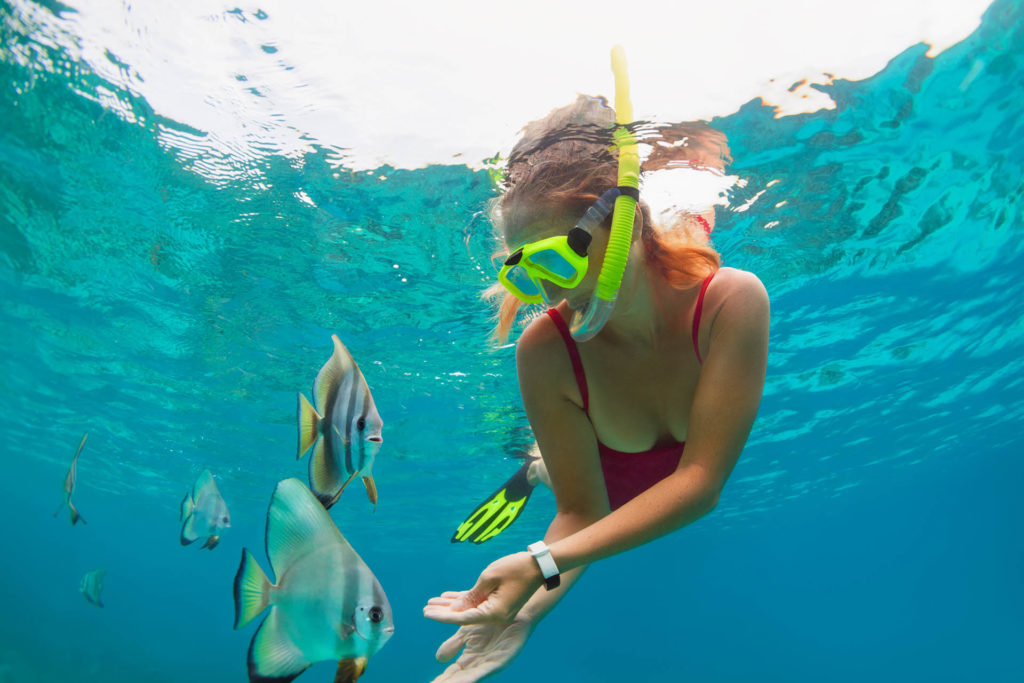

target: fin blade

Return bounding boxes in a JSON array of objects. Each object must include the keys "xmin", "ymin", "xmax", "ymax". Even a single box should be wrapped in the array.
[
  {"xmin": 297, "ymin": 393, "xmax": 321, "ymax": 459},
  {"xmin": 452, "ymin": 461, "xmax": 535, "ymax": 544},
  {"xmin": 181, "ymin": 512, "xmax": 199, "ymax": 545},
  {"xmin": 309, "ymin": 438, "xmax": 345, "ymax": 509},
  {"xmin": 266, "ymin": 479, "xmax": 356, "ymax": 580},
  {"xmin": 202, "ymin": 535, "xmax": 221, "ymax": 550},
  {"xmin": 362, "ymin": 474, "xmax": 378, "ymax": 509},
  {"xmin": 234, "ymin": 549, "xmax": 272, "ymax": 629},
  {"xmin": 335, "ymin": 657, "xmax": 368, "ymax": 683},
  {"xmin": 247, "ymin": 607, "xmax": 310, "ymax": 683}
]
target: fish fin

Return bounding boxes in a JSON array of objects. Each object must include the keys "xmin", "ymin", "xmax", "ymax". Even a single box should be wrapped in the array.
[
  {"xmin": 202, "ymin": 535, "xmax": 220, "ymax": 550},
  {"xmin": 309, "ymin": 438, "xmax": 346, "ymax": 509},
  {"xmin": 451, "ymin": 460, "xmax": 535, "ymax": 544},
  {"xmin": 69, "ymin": 501, "xmax": 86, "ymax": 526},
  {"xmin": 234, "ymin": 549, "xmax": 272, "ymax": 629},
  {"xmin": 180, "ymin": 511, "xmax": 199, "ymax": 545},
  {"xmin": 195, "ymin": 469, "xmax": 217, "ymax": 496},
  {"xmin": 266, "ymin": 479, "xmax": 359, "ymax": 581},
  {"xmin": 247, "ymin": 607, "xmax": 310, "ymax": 683},
  {"xmin": 297, "ymin": 393, "xmax": 322, "ymax": 459},
  {"xmin": 361, "ymin": 475, "xmax": 377, "ymax": 509},
  {"xmin": 312, "ymin": 335, "xmax": 353, "ymax": 415},
  {"xmin": 73, "ymin": 432, "xmax": 88, "ymax": 461},
  {"xmin": 180, "ymin": 491, "xmax": 194, "ymax": 521},
  {"xmin": 334, "ymin": 657, "xmax": 368, "ymax": 683}
]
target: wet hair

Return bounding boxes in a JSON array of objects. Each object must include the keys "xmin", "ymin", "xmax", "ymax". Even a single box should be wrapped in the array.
[{"xmin": 486, "ymin": 95, "xmax": 731, "ymax": 343}]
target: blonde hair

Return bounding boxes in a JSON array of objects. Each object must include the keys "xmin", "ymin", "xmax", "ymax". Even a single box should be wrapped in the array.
[{"xmin": 488, "ymin": 95, "xmax": 730, "ymax": 343}]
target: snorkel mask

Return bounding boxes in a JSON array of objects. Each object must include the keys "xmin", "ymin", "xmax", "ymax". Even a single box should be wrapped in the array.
[{"xmin": 497, "ymin": 46, "xmax": 640, "ymax": 341}]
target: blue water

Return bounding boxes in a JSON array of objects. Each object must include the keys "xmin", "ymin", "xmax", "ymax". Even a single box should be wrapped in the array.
[{"xmin": 2, "ymin": 0, "xmax": 1023, "ymax": 681}]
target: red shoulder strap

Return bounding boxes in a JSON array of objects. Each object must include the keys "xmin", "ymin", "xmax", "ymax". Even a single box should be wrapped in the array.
[
  {"xmin": 546, "ymin": 309, "xmax": 589, "ymax": 414},
  {"xmin": 692, "ymin": 271, "xmax": 716, "ymax": 365}
]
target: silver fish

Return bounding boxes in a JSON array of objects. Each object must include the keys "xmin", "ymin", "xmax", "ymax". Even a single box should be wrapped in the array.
[
  {"xmin": 297, "ymin": 334, "xmax": 383, "ymax": 510},
  {"xmin": 233, "ymin": 478, "xmax": 394, "ymax": 683},
  {"xmin": 54, "ymin": 432, "xmax": 87, "ymax": 526},
  {"xmin": 80, "ymin": 568, "xmax": 106, "ymax": 608},
  {"xmin": 180, "ymin": 469, "xmax": 231, "ymax": 549}
]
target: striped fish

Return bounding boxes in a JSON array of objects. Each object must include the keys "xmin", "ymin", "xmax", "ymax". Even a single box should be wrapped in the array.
[
  {"xmin": 54, "ymin": 432, "xmax": 87, "ymax": 526},
  {"xmin": 298, "ymin": 334, "xmax": 383, "ymax": 510},
  {"xmin": 233, "ymin": 478, "xmax": 394, "ymax": 683},
  {"xmin": 80, "ymin": 568, "xmax": 106, "ymax": 608}
]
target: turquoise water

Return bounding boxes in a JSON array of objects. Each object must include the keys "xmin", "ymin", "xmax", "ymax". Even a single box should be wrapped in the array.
[{"xmin": 2, "ymin": 0, "xmax": 1023, "ymax": 681}]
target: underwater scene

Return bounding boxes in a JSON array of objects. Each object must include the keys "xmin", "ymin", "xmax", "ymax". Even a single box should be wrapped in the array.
[{"xmin": 1, "ymin": 0, "xmax": 1023, "ymax": 681}]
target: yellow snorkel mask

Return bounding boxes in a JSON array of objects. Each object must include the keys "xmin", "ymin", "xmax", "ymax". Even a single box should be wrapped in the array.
[{"xmin": 497, "ymin": 46, "xmax": 640, "ymax": 341}]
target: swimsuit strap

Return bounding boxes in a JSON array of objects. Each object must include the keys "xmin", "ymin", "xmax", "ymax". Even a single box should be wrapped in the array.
[
  {"xmin": 545, "ymin": 309, "xmax": 589, "ymax": 415},
  {"xmin": 692, "ymin": 271, "xmax": 716, "ymax": 365}
]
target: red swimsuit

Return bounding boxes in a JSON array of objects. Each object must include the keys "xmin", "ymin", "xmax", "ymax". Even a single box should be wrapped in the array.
[{"xmin": 545, "ymin": 271, "xmax": 715, "ymax": 510}]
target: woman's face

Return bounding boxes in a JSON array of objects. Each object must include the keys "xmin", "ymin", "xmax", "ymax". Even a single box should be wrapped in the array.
[{"xmin": 504, "ymin": 214, "xmax": 608, "ymax": 309}]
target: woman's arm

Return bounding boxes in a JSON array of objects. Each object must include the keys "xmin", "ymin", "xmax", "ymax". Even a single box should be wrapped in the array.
[{"xmin": 544, "ymin": 270, "xmax": 770, "ymax": 572}]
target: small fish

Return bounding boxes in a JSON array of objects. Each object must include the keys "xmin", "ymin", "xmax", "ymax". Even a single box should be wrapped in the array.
[
  {"xmin": 297, "ymin": 334, "xmax": 383, "ymax": 510},
  {"xmin": 80, "ymin": 568, "xmax": 106, "ymax": 608},
  {"xmin": 54, "ymin": 432, "xmax": 88, "ymax": 526},
  {"xmin": 233, "ymin": 478, "xmax": 394, "ymax": 683},
  {"xmin": 180, "ymin": 469, "xmax": 231, "ymax": 549}
]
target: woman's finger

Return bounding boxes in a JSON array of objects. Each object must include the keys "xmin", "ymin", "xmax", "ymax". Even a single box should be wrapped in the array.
[{"xmin": 435, "ymin": 629, "xmax": 467, "ymax": 663}]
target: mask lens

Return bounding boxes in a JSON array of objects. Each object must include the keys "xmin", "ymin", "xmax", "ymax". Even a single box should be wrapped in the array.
[
  {"xmin": 505, "ymin": 266, "xmax": 541, "ymax": 299},
  {"xmin": 528, "ymin": 249, "xmax": 578, "ymax": 281}
]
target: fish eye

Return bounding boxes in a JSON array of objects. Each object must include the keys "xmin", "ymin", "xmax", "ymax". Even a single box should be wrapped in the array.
[
  {"xmin": 356, "ymin": 417, "xmax": 366, "ymax": 431},
  {"xmin": 368, "ymin": 606, "xmax": 384, "ymax": 624},
  {"xmin": 222, "ymin": 516, "xmax": 229, "ymax": 523}
]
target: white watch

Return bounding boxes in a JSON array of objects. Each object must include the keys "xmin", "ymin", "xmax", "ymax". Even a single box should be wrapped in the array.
[{"xmin": 528, "ymin": 541, "xmax": 561, "ymax": 590}]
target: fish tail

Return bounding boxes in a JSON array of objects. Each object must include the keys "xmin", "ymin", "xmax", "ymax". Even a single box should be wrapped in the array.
[
  {"xmin": 69, "ymin": 501, "xmax": 86, "ymax": 526},
  {"xmin": 180, "ymin": 490, "xmax": 194, "ymax": 521},
  {"xmin": 297, "ymin": 392, "xmax": 322, "ymax": 459},
  {"xmin": 233, "ymin": 549, "xmax": 272, "ymax": 629}
]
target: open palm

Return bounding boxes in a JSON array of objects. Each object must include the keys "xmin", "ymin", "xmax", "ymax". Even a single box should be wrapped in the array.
[{"xmin": 430, "ymin": 617, "xmax": 533, "ymax": 683}]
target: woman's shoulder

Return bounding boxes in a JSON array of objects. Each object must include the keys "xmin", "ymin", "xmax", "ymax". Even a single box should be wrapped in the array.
[
  {"xmin": 702, "ymin": 267, "xmax": 770, "ymax": 334},
  {"xmin": 708, "ymin": 267, "xmax": 769, "ymax": 308},
  {"xmin": 516, "ymin": 307, "xmax": 569, "ymax": 366}
]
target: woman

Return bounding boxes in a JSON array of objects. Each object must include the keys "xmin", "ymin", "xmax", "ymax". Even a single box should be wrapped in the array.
[{"xmin": 424, "ymin": 95, "xmax": 769, "ymax": 682}]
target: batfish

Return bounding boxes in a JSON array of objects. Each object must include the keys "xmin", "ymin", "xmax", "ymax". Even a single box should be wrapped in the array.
[
  {"xmin": 80, "ymin": 568, "xmax": 106, "ymax": 608},
  {"xmin": 297, "ymin": 334, "xmax": 383, "ymax": 510},
  {"xmin": 180, "ymin": 469, "xmax": 231, "ymax": 549},
  {"xmin": 233, "ymin": 478, "xmax": 394, "ymax": 682},
  {"xmin": 54, "ymin": 432, "xmax": 87, "ymax": 525}
]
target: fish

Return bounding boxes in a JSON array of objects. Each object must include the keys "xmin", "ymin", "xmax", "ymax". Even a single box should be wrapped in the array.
[
  {"xmin": 80, "ymin": 568, "xmax": 106, "ymax": 608},
  {"xmin": 233, "ymin": 478, "xmax": 394, "ymax": 683},
  {"xmin": 54, "ymin": 432, "xmax": 88, "ymax": 526},
  {"xmin": 180, "ymin": 469, "xmax": 231, "ymax": 549},
  {"xmin": 297, "ymin": 334, "xmax": 383, "ymax": 510}
]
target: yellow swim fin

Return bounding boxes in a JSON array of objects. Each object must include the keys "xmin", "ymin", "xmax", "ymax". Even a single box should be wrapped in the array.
[{"xmin": 451, "ymin": 459, "xmax": 536, "ymax": 544}]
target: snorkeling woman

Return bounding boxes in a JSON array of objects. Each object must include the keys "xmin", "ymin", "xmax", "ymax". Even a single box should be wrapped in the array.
[{"xmin": 424, "ymin": 61, "xmax": 769, "ymax": 681}]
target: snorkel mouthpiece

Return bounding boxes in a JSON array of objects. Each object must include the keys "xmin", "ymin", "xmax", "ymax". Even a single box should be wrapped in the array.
[{"xmin": 570, "ymin": 45, "xmax": 641, "ymax": 341}]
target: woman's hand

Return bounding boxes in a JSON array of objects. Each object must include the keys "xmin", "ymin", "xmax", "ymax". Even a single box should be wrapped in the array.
[
  {"xmin": 428, "ymin": 614, "xmax": 534, "ymax": 683},
  {"xmin": 423, "ymin": 552, "xmax": 543, "ymax": 625}
]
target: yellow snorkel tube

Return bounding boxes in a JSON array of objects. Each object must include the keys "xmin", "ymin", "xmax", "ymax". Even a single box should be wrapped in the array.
[{"xmin": 570, "ymin": 45, "xmax": 641, "ymax": 341}]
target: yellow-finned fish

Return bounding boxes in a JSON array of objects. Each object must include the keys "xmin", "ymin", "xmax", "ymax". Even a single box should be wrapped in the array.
[
  {"xmin": 54, "ymin": 432, "xmax": 88, "ymax": 526},
  {"xmin": 180, "ymin": 469, "xmax": 231, "ymax": 550},
  {"xmin": 297, "ymin": 334, "xmax": 383, "ymax": 510},
  {"xmin": 233, "ymin": 478, "xmax": 394, "ymax": 683}
]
